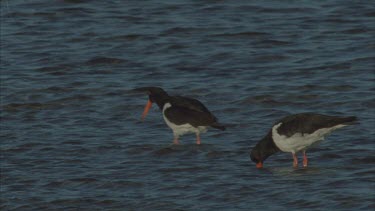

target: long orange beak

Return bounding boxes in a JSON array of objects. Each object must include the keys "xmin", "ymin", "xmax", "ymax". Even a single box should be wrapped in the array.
[
  {"xmin": 256, "ymin": 162, "xmax": 263, "ymax": 169},
  {"xmin": 141, "ymin": 100, "xmax": 152, "ymax": 121}
]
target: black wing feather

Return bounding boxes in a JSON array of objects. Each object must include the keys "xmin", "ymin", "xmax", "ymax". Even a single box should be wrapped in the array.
[
  {"xmin": 164, "ymin": 105, "xmax": 217, "ymax": 127},
  {"xmin": 172, "ymin": 96, "xmax": 212, "ymax": 114},
  {"xmin": 276, "ymin": 113, "xmax": 357, "ymax": 137}
]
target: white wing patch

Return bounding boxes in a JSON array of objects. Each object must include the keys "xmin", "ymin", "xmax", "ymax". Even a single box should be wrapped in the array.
[
  {"xmin": 272, "ymin": 122, "xmax": 347, "ymax": 153},
  {"xmin": 162, "ymin": 103, "xmax": 207, "ymax": 137}
]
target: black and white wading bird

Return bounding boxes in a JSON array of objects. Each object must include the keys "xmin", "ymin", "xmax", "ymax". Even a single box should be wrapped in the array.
[
  {"xmin": 250, "ymin": 113, "xmax": 357, "ymax": 168},
  {"xmin": 134, "ymin": 87, "xmax": 226, "ymax": 145}
]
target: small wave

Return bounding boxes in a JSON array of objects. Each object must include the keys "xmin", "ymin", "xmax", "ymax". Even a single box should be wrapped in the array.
[
  {"xmin": 212, "ymin": 31, "xmax": 269, "ymax": 38},
  {"xmin": 323, "ymin": 18, "xmax": 357, "ymax": 24},
  {"xmin": 35, "ymin": 64, "xmax": 74, "ymax": 75},
  {"xmin": 160, "ymin": 27, "xmax": 202, "ymax": 36},
  {"xmin": 319, "ymin": 153, "xmax": 343, "ymax": 159},
  {"xmin": 51, "ymin": 94, "xmax": 94, "ymax": 103},
  {"xmin": 351, "ymin": 169, "xmax": 375, "ymax": 177},
  {"xmin": 342, "ymin": 28, "xmax": 369, "ymax": 34},
  {"xmin": 205, "ymin": 150, "xmax": 225, "ymax": 159},
  {"xmin": 350, "ymin": 56, "xmax": 375, "ymax": 63},
  {"xmin": 2, "ymin": 146, "xmax": 31, "ymax": 153},
  {"xmin": 2, "ymin": 94, "xmax": 94, "ymax": 113},
  {"xmin": 62, "ymin": 140, "xmax": 82, "ymax": 145},
  {"xmin": 284, "ymin": 199, "xmax": 322, "ymax": 209},
  {"xmin": 69, "ymin": 178, "xmax": 98, "ymax": 183},
  {"xmin": 97, "ymin": 34, "xmax": 145, "ymax": 42},
  {"xmin": 165, "ymin": 44, "xmax": 187, "ymax": 50},
  {"xmin": 365, "ymin": 11, "xmax": 375, "ymax": 17},
  {"xmin": 350, "ymin": 156, "xmax": 375, "ymax": 165},
  {"xmin": 257, "ymin": 7, "xmax": 317, "ymax": 13},
  {"xmin": 158, "ymin": 166, "xmax": 205, "ymax": 173},
  {"xmin": 152, "ymin": 147, "xmax": 177, "ymax": 156},
  {"xmin": 85, "ymin": 57, "xmax": 126, "ymax": 65},
  {"xmin": 299, "ymin": 62, "xmax": 352, "ymax": 71},
  {"xmin": 45, "ymin": 86, "xmax": 72, "ymax": 93},
  {"xmin": 257, "ymin": 39, "xmax": 292, "ymax": 46},
  {"xmin": 98, "ymin": 181, "xmax": 144, "ymax": 189},
  {"xmin": 62, "ymin": 0, "xmax": 90, "ymax": 3},
  {"xmin": 56, "ymin": 7, "xmax": 93, "ymax": 14},
  {"xmin": 240, "ymin": 95, "xmax": 291, "ymax": 106},
  {"xmin": 3, "ymin": 103, "xmax": 49, "ymax": 111},
  {"xmin": 253, "ymin": 54, "xmax": 289, "ymax": 62}
]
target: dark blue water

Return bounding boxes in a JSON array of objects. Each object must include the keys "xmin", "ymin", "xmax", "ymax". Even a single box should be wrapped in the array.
[{"xmin": 1, "ymin": 1, "xmax": 374, "ymax": 210}]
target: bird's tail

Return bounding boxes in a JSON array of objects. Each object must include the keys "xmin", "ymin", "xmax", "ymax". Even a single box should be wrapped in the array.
[
  {"xmin": 210, "ymin": 122, "xmax": 226, "ymax": 131},
  {"xmin": 339, "ymin": 116, "xmax": 358, "ymax": 125}
]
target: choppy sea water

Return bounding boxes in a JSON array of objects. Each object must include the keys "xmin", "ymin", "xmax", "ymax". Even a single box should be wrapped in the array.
[{"xmin": 1, "ymin": 1, "xmax": 374, "ymax": 210}]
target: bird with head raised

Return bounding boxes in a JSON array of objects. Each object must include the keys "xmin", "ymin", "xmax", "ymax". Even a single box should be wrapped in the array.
[
  {"xmin": 134, "ymin": 87, "xmax": 226, "ymax": 145},
  {"xmin": 250, "ymin": 113, "xmax": 357, "ymax": 168}
]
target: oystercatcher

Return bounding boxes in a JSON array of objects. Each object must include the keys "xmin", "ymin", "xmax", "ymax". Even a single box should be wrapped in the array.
[
  {"xmin": 250, "ymin": 113, "xmax": 357, "ymax": 168},
  {"xmin": 134, "ymin": 87, "xmax": 225, "ymax": 144}
]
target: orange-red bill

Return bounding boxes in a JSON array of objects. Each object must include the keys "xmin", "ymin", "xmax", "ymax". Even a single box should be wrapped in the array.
[
  {"xmin": 256, "ymin": 162, "xmax": 263, "ymax": 169},
  {"xmin": 141, "ymin": 100, "xmax": 152, "ymax": 121}
]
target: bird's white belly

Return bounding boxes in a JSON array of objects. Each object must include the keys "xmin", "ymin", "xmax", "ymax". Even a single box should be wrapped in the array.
[
  {"xmin": 272, "ymin": 123, "xmax": 346, "ymax": 153},
  {"xmin": 162, "ymin": 103, "xmax": 207, "ymax": 136}
]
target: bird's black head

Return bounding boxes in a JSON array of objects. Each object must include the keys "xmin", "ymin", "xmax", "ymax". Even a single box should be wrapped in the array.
[
  {"xmin": 250, "ymin": 132, "xmax": 280, "ymax": 169},
  {"xmin": 250, "ymin": 146, "xmax": 265, "ymax": 169},
  {"xmin": 134, "ymin": 87, "xmax": 170, "ymax": 120}
]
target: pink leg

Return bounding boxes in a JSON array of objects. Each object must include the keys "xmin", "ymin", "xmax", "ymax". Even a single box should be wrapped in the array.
[
  {"xmin": 292, "ymin": 153, "xmax": 298, "ymax": 168},
  {"xmin": 196, "ymin": 134, "xmax": 201, "ymax": 145},
  {"xmin": 303, "ymin": 151, "xmax": 308, "ymax": 167},
  {"xmin": 173, "ymin": 135, "xmax": 179, "ymax": 145}
]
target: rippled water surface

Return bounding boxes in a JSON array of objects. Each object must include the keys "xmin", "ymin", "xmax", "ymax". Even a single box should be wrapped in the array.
[{"xmin": 1, "ymin": 1, "xmax": 375, "ymax": 210}]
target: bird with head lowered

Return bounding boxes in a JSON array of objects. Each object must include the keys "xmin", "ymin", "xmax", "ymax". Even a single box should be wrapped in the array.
[{"xmin": 250, "ymin": 113, "xmax": 357, "ymax": 168}]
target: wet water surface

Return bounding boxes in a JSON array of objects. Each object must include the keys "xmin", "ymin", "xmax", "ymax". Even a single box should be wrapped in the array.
[{"xmin": 1, "ymin": 1, "xmax": 375, "ymax": 210}]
